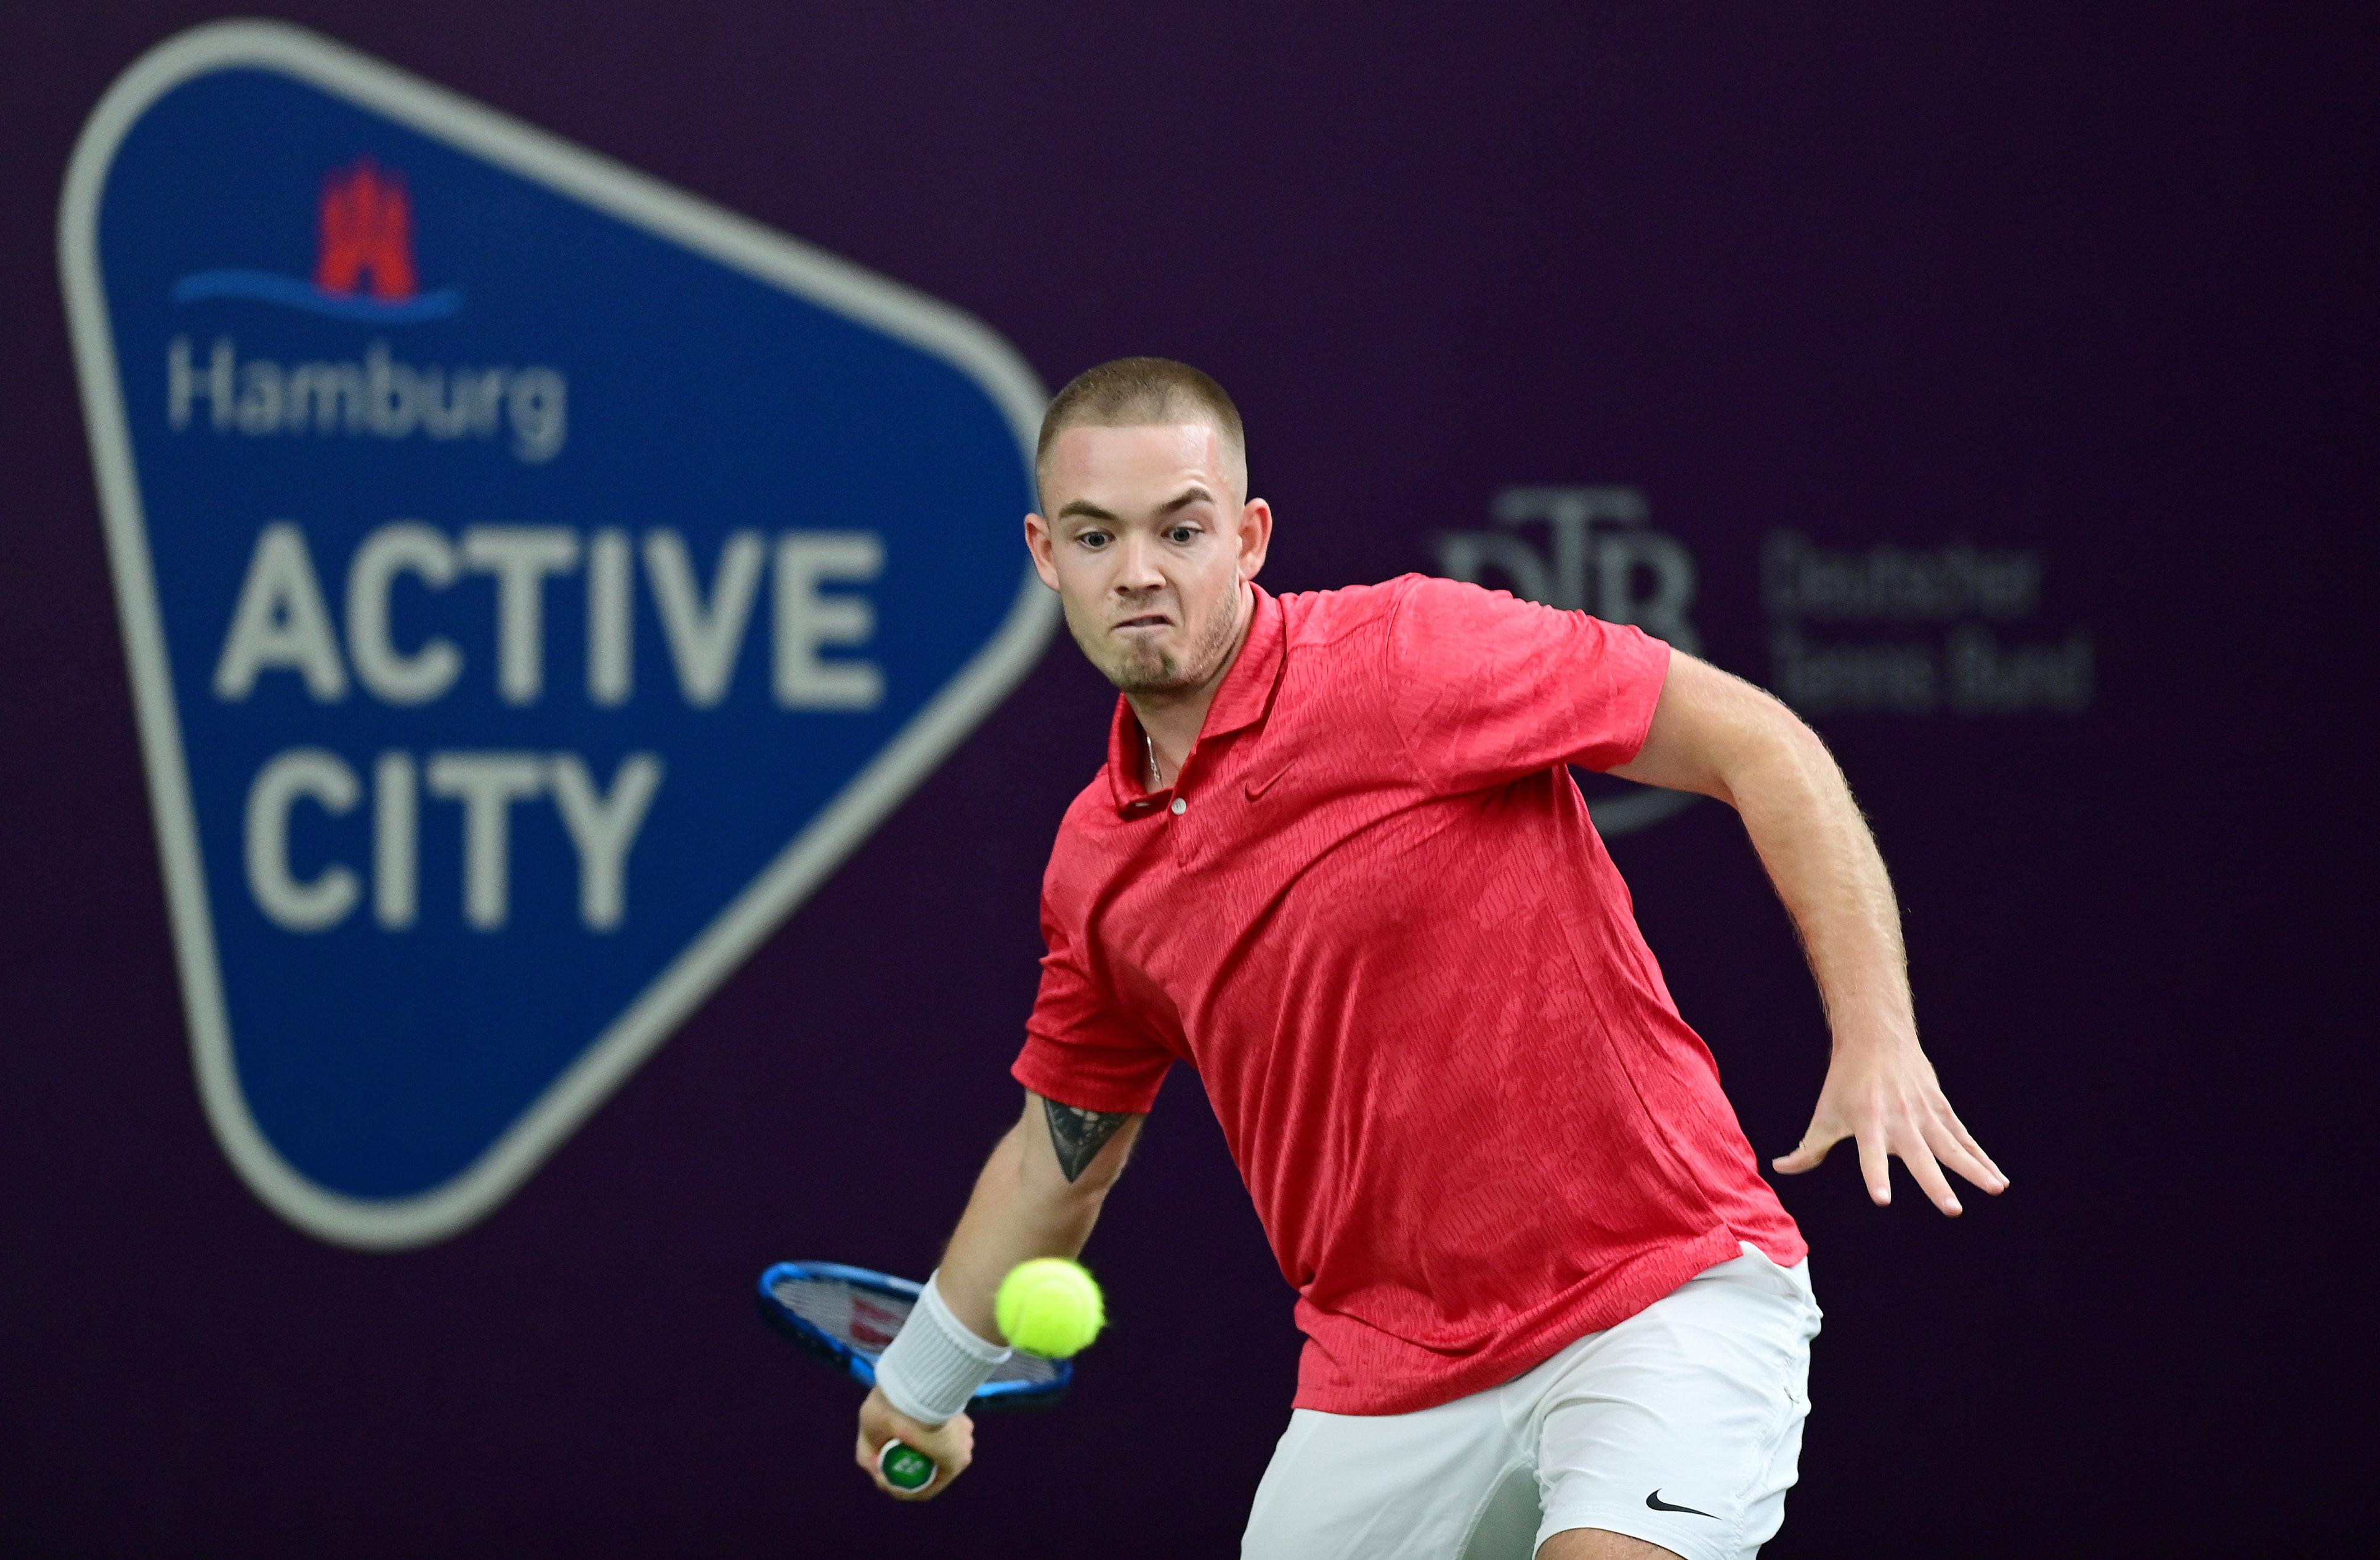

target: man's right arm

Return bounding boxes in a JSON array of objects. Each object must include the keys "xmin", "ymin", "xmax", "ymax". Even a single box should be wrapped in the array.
[{"xmin": 854, "ymin": 1090, "xmax": 1142, "ymax": 1499}]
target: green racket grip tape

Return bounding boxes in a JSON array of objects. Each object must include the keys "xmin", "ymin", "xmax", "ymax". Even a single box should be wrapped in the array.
[{"xmin": 876, "ymin": 1439, "xmax": 937, "ymax": 1493}]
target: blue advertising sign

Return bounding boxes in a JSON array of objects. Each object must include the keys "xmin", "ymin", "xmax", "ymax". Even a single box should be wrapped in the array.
[{"xmin": 60, "ymin": 22, "xmax": 1054, "ymax": 1248}]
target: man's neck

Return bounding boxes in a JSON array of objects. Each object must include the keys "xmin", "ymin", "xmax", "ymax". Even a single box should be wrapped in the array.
[{"xmin": 1128, "ymin": 584, "xmax": 1255, "ymax": 785}]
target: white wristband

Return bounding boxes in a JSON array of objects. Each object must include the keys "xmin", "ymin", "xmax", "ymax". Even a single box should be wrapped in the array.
[{"xmin": 873, "ymin": 1270, "xmax": 1011, "ymax": 1426}]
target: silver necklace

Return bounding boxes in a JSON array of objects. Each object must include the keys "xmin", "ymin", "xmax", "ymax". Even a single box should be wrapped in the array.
[{"xmin": 1144, "ymin": 728, "xmax": 1163, "ymax": 789}]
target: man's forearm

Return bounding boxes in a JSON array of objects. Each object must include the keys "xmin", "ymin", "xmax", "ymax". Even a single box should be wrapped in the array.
[
  {"xmin": 934, "ymin": 1094, "xmax": 1139, "ymax": 1340},
  {"xmin": 1726, "ymin": 720, "xmax": 1915, "ymax": 1053}
]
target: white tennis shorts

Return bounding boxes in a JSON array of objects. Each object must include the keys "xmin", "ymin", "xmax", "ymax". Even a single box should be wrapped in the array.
[{"xmin": 1242, "ymin": 1245, "xmax": 1819, "ymax": 1560}]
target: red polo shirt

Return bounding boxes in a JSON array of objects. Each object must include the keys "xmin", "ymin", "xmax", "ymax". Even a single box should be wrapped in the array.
[{"xmin": 1012, "ymin": 576, "xmax": 1805, "ymax": 1416}]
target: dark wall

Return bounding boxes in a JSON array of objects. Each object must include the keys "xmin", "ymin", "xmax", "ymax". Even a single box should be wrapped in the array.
[{"xmin": 3, "ymin": 4, "xmax": 2371, "ymax": 1554}]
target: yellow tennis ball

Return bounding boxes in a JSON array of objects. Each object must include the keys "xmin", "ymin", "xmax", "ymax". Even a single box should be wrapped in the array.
[{"xmin": 995, "ymin": 1257, "xmax": 1105, "ymax": 1359}]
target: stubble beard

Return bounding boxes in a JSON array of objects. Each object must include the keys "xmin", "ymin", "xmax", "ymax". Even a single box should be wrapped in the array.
[{"xmin": 1087, "ymin": 587, "xmax": 1245, "ymax": 696}]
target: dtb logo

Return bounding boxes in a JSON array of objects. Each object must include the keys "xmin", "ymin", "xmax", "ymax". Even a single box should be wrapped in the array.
[{"xmin": 63, "ymin": 22, "xmax": 1053, "ymax": 1246}]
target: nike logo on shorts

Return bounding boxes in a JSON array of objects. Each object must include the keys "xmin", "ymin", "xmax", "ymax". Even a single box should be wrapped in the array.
[{"xmin": 1646, "ymin": 1490, "xmax": 1718, "ymax": 1518}]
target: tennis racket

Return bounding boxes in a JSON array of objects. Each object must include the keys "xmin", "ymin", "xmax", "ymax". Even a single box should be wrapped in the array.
[{"xmin": 756, "ymin": 1260, "xmax": 1071, "ymax": 1493}]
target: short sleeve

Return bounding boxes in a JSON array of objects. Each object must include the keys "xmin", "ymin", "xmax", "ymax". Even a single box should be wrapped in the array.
[
  {"xmin": 1387, "ymin": 575, "xmax": 1671, "ymax": 792},
  {"xmin": 1010, "ymin": 882, "xmax": 1174, "ymax": 1116}
]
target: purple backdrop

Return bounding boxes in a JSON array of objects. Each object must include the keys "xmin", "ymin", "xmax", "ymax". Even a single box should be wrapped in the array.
[{"xmin": 3, "ymin": 4, "xmax": 2372, "ymax": 1554}]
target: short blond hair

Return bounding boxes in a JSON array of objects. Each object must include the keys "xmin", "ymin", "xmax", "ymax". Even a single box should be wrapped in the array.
[{"xmin": 1035, "ymin": 357, "xmax": 1246, "ymax": 498}]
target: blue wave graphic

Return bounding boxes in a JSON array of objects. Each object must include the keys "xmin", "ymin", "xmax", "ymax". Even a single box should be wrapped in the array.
[{"xmin": 171, "ymin": 270, "xmax": 464, "ymax": 322}]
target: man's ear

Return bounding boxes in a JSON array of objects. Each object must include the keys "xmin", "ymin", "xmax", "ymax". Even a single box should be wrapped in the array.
[
  {"xmin": 1023, "ymin": 512, "xmax": 1062, "ymax": 591},
  {"xmin": 1237, "ymin": 498, "xmax": 1274, "ymax": 584}
]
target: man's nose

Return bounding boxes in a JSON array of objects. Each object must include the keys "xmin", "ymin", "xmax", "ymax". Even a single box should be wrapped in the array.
[{"xmin": 1114, "ymin": 530, "xmax": 1166, "ymax": 591}]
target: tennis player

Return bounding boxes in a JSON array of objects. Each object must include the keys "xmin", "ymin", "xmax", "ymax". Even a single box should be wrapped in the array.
[{"xmin": 856, "ymin": 359, "xmax": 2006, "ymax": 1558}]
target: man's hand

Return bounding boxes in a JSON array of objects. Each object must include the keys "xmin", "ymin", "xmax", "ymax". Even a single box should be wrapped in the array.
[
  {"xmin": 1773, "ymin": 1032, "xmax": 2008, "ymax": 1214},
  {"xmin": 854, "ymin": 1385, "xmax": 974, "ymax": 1501}
]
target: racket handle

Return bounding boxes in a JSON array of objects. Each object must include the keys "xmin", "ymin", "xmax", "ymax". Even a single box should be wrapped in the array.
[{"xmin": 876, "ymin": 1438, "xmax": 938, "ymax": 1493}]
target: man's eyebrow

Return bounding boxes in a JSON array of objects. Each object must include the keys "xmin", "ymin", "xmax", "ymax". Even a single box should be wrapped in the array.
[{"xmin": 1056, "ymin": 486, "xmax": 1214, "ymax": 521}]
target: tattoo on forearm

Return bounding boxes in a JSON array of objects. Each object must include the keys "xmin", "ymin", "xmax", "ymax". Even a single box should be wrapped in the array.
[{"xmin": 1043, "ymin": 1099, "xmax": 1130, "ymax": 1183}]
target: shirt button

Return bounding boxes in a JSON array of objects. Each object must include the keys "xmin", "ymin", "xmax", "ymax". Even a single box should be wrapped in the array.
[{"xmin": 1170, "ymin": 796, "xmax": 1188, "ymax": 816}]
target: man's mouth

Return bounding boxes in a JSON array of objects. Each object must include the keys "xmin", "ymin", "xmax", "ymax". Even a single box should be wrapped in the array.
[{"xmin": 1114, "ymin": 613, "xmax": 1172, "ymax": 632}]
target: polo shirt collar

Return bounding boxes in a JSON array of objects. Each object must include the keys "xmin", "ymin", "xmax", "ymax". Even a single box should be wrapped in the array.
[{"xmin": 1106, "ymin": 585, "xmax": 1286, "ymax": 814}]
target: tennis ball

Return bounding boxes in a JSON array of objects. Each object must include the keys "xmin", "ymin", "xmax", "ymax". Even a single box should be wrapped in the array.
[{"xmin": 995, "ymin": 1257, "xmax": 1105, "ymax": 1359}]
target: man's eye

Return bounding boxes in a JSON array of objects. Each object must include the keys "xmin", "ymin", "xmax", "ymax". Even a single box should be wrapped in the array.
[
  {"xmin": 1167, "ymin": 526, "xmax": 1198, "ymax": 544},
  {"xmin": 1079, "ymin": 530, "xmax": 1110, "ymax": 548}
]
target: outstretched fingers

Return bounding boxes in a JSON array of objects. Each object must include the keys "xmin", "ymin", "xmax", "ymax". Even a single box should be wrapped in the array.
[{"xmin": 1777, "ymin": 1058, "xmax": 2009, "ymax": 1214}]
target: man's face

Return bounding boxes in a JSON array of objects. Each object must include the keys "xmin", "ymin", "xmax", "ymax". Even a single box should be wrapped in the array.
[{"xmin": 1025, "ymin": 422, "xmax": 1271, "ymax": 697}]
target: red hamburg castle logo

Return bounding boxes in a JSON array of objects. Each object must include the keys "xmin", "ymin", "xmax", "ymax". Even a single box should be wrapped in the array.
[{"xmin": 316, "ymin": 159, "xmax": 418, "ymax": 300}]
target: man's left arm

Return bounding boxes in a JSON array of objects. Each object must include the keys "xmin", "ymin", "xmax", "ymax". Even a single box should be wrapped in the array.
[{"xmin": 1609, "ymin": 651, "xmax": 2009, "ymax": 1213}]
